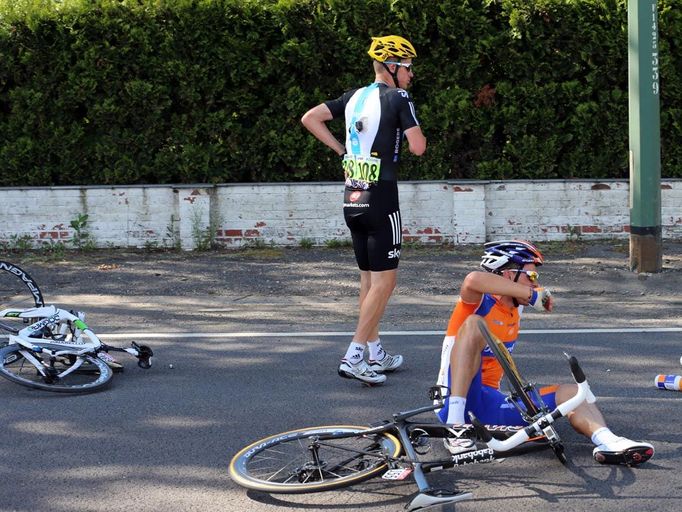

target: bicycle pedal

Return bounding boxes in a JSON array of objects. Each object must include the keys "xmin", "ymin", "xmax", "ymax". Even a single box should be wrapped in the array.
[{"xmin": 382, "ymin": 467, "xmax": 412, "ymax": 480}]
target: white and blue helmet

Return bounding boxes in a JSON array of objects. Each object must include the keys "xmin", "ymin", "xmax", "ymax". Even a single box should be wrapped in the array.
[{"xmin": 480, "ymin": 240, "xmax": 544, "ymax": 274}]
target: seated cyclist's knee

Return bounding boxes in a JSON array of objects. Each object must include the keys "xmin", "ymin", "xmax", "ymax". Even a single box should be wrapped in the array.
[{"xmin": 456, "ymin": 315, "xmax": 487, "ymax": 351}]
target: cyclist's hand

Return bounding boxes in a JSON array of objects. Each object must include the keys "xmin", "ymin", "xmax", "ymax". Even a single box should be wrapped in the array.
[{"xmin": 529, "ymin": 287, "xmax": 553, "ymax": 312}]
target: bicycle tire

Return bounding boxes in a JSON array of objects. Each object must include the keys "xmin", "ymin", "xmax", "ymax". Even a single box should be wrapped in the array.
[
  {"xmin": 229, "ymin": 425, "xmax": 402, "ymax": 494},
  {"xmin": 0, "ymin": 345, "xmax": 113, "ymax": 393},
  {"xmin": 0, "ymin": 261, "xmax": 45, "ymax": 333},
  {"xmin": 477, "ymin": 318, "xmax": 540, "ymax": 418}
]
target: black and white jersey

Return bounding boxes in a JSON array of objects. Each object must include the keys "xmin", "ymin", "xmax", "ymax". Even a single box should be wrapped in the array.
[{"xmin": 325, "ymin": 83, "xmax": 420, "ymax": 182}]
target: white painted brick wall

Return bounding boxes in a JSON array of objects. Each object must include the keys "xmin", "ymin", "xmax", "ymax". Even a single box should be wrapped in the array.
[{"xmin": 0, "ymin": 180, "xmax": 680, "ymax": 250}]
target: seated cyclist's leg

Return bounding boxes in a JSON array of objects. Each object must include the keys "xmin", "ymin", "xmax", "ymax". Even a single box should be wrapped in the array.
[
  {"xmin": 436, "ymin": 315, "xmax": 489, "ymax": 423},
  {"xmin": 446, "ymin": 315, "xmax": 488, "ymax": 420},
  {"xmin": 472, "ymin": 384, "xmax": 516, "ymax": 425},
  {"xmin": 556, "ymin": 383, "xmax": 603, "ymax": 437},
  {"xmin": 441, "ymin": 367, "xmax": 509, "ymax": 454},
  {"xmin": 555, "ymin": 384, "xmax": 654, "ymax": 466},
  {"xmin": 437, "ymin": 321, "xmax": 491, "ymax": 454}
]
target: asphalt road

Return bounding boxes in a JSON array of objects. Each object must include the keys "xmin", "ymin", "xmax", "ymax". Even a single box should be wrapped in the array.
[
  {"xmin": 1, "ymin": 329, "xmax": 680, "ymax": 511},
  {"xmin": 1, "ymin": 245, "xmax": 681, "ymax": 511}
]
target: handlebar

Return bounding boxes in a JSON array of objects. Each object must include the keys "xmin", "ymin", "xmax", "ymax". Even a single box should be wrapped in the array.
[{"xmin": 470, "ymin": 354, "xmax": 594, "ymax": 453}]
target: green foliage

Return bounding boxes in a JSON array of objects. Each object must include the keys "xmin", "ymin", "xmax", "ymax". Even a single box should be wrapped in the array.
[
  {"xmin": 190, "ymin": 209, "xmax": 219, "ymax": 251},
  {"xmin": 324, "ymin": 238, "xmax": 351, "ymax": 248},
  {"xmin": 69, "ymin": 212, "xmax": 95, "ymax": 250},
  {"xmin": 39, "ymin": 240, "xmax": 67, "ymax": 259},
  {"xmin": 1, "ymin": 233, "xmax": 35, "ymax": 252},
  {"xmin": 0, "ymin": 0, "xmax": 680, "ymax": 185}
]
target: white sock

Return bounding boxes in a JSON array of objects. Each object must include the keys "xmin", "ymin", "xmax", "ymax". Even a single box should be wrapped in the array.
[
  {"xmin": 343, "ymin": 342, "xmax": 365, "ymax": 365},
  {"xmin": 446, "ymin": 396, "xmax": 467, "ymax": 425},
  {"xmin": 367, "ymin": 339, "xmax": 385, "ymax": 361},
  {"xmin": 591, "ymin": 427, "xmax": 620, "ymax": 447}
]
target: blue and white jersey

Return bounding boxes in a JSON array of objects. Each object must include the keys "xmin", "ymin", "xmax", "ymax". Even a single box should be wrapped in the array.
[{"xmin": 325, "ymin": 83, "xmax": 419, "ymax": 182}]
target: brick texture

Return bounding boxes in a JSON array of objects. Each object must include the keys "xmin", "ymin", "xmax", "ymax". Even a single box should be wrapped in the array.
[{"xmin": 0, "ymin": 180, "xmax": 680, "ymax": 249}]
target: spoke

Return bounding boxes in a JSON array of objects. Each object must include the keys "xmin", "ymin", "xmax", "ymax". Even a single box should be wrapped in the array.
[
  {"xmin": 256, "ymin": 446, "xmax": 292, "ymax": 457},
  {"xmin": 241, "ymin": 430, "xmax": 393, "ymax": 487},
  {"xmin": 263, "ymin": 458, "xmax": 301, "ymax": 482},
  {"xmin": 249, "ymin": 450, "xmax": 306, "ymax": 482}
]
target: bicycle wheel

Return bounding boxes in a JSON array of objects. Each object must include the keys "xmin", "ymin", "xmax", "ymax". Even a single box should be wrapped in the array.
[
  {"xmin": 477, "ymin": 318, "xmax": 540, "ymax": 418},
  {"xmin": 0, "ymin": 345, "xmax": 113, "ymax": 393},
  {"xmin": 0, "ymin": 261, "xmax": 45, "ymax": 333},
  {"xmin": 229, "ymin": 425, "xmax": 402, "ymax": 494}
]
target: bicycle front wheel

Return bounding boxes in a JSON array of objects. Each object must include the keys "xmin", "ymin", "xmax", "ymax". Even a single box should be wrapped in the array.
[
  {"xmin": 0, "ymin": 345, "xmax": 113, "ymax": 393},
  {"xmin": 229, "ymin": 425, "xmax": 402, "ymax": 494},
  {"xmin": 0, "ymin": 261, "xmax": 45, "ymax": 332}
]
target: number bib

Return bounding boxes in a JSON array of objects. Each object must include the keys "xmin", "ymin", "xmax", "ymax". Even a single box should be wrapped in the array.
[{"xmin": 343, "ymin": 155, "xmax": 381, "ymax": 189}]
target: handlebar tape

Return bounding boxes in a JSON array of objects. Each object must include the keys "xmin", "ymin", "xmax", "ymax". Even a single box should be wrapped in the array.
[{"xmin": 568, "ymin": 355, "xmax": 585, "ymax": 383}]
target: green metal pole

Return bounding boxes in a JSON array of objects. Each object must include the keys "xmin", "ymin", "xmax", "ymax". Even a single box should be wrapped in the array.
[{"xmin": 628, "ymin": 0, "xmax": 662, "ymax": 272}]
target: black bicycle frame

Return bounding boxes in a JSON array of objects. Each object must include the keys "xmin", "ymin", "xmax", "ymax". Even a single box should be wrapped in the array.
[{"xmin": 310, "ymin": 399, "xmax": 533, "ymax": 495}]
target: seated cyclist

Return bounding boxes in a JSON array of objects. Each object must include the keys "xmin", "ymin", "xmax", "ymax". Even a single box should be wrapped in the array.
[{"xmin": 435, "ymin": 240, "xmax": 654, "ymax": 466}]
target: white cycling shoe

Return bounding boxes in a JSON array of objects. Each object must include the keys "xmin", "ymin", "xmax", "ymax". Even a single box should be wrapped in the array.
[
  {"xmin": 369, "ymin": 352, "xmax": 403, "ymax": 373},
  {"xmin": 593, "ymin": 437, "xmax": 654, "ymax": 466},
  {"xmin": 338, "ymin": 360, "xmax": 386, "ymax": 385}
]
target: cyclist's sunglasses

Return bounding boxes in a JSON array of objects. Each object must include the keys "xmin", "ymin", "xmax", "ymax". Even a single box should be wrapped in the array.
[
  {"xmin": 384, "ymin": 61, "xmax": 414, "ymax": 72},
  {"xmin": 509, "ymin": 269, "xmax": 539, "ymax": 282}
]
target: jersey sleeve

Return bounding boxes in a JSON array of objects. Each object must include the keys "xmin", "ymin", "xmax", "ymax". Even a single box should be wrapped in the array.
[
  {"xmin": 324, "ymin": 89, "xmax": 357, "ymax": 120},
  {"xmin": 324, "ymin": 96, "xmax": 345, "ymax": 119},
  {"xmin": 394, "ymin": 89, "xmax": 420, "ymax": 131}
]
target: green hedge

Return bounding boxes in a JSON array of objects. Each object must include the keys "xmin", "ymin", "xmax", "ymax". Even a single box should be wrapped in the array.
[{"xmin": 0, "ymin": 0, "xmax": 680, "ymax": 186}]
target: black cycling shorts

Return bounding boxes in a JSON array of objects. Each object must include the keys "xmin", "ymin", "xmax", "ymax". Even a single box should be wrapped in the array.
[{"xmin": 343, "ymin": 180, "xmax": 401, "ymax": 272}]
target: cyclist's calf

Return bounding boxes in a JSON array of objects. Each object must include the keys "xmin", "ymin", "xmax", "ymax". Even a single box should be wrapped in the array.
[{"xmin": 447, "ymin": 315, "xmax": 488, "ymax": 397}]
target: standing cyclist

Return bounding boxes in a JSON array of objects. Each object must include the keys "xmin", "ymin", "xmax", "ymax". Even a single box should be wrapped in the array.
[
  {"xmin": 435, "ymin": 240, "xmax": 654, "ymax": 466},
  {"xmin": 301, "ymin": 35, "xmax": 426, "ymax": 385}
]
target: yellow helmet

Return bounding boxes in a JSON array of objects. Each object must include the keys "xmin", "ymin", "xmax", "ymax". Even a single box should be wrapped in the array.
[{"xmin": 367, "ymin": 35, "xmax": 417, "ymax": 62}]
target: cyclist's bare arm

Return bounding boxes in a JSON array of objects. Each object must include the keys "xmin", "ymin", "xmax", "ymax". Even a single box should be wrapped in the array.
[
  {"xmin": 301, "ymin": 104, "xmax": 345, "ymax": 156},
  {"xmin": 460, "ymin": 271, "xmax": 537, "ymax": 306},
  {"xmin": 404, "ymin": 126, "xmax": 426, "ymax": 155}
]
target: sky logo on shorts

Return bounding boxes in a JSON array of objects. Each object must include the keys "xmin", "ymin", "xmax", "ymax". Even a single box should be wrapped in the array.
[{"xmin": 388, "ymin": 248, "xmax": 401, "ymax": 259}]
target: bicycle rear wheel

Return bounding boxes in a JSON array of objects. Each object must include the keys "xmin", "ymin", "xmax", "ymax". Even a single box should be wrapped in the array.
[
  {"xmin": 229, "ymin": 425, "xmax": 402, "ymax": 494},
  {"xmin": 0, "ymin": 345, "xmax": 113, "ymax": 393},
  {"xmin": 0, "ymin": 261, "xmax": 45, "ymax": 333}
]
